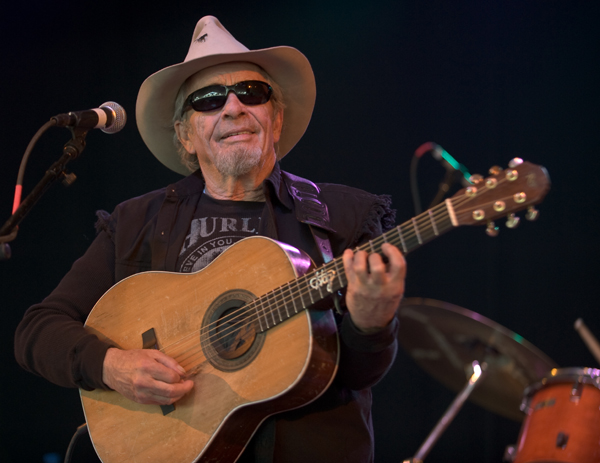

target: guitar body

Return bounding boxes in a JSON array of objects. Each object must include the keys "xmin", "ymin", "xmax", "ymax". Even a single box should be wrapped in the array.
[{"xmin": 80, "ymin": 236, "xmax": 340, "ymax": 463}]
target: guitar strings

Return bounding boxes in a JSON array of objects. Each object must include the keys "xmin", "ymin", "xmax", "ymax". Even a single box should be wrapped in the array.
[
  {"xmin": 160, "ymin": 192, "xmax": 474, "ymax": 365},
  {"xmin": 173, "ymin": 197, "xmax": 513, "ymax": 369},
  {"xmin": 159, "ymin": 198, "xmax": 450, "ymax": 355},
  {"xmin": 161, "ymin": 179, "xmax": 513, "ymax": 368},
  {"xmin": 164, "ymin": 189, "xmax": 484, "ymax": 364},
  {"xmin": 161, "ymin": 210, "xmax": 449, "ymax": 366}
]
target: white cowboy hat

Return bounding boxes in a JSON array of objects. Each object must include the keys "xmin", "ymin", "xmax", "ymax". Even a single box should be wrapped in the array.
[{"xmin": 136, "ymin": 16, "xmax": 316, "ymax": 176}]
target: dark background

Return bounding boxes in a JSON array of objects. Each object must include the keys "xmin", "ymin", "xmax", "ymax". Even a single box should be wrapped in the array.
[{"xmin": 1, "ymin": 1, "xmax": 599, "ymax": 462}]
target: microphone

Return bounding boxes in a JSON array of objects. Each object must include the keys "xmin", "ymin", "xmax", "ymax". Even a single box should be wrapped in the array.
[
  {"xmin": 431, "ymin": 144, "xmax": 472, "ymax": 187},
  {"xmin": 51, "ymin": 101, "xmax": 127, "ymax": 134},
  {"xmin": 415, "ymin": 142, "xmax": 472, "ymax": 186}
]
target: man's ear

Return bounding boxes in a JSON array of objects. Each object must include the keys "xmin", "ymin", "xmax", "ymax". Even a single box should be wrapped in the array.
[{"xmin": 174, "ymin": 120, "xmax": 196, "ymax": 154}]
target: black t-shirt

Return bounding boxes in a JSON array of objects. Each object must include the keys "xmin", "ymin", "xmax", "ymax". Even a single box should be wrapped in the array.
[{"xmin": 176, "ymin": 194, "xmax": 265, "ymax": 273}]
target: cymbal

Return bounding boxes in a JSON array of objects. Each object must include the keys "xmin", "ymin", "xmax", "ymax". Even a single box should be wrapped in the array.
[{"xmin": 397, "ymin": 298, "xmax": 558, "ymax": 421}]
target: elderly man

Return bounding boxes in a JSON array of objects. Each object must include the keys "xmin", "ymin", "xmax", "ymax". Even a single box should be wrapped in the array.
[{"xmin": 15, "ymin": 16, "xmax": 405, "ymax": 463}]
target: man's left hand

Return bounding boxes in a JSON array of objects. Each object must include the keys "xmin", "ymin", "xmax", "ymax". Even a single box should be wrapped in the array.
[{"xmin": 342, "ymin": 243, "xmax": 406, "ymax": 333}]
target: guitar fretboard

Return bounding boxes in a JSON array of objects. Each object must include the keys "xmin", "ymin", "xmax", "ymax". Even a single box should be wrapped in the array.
[{"xmin": 251, "ymin": 199, "xmax": 456, "ymax": 332}]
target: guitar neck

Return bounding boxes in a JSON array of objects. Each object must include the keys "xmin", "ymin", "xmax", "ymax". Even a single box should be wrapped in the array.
[
  {"xmin": 252, "ymin": 200, "xmax": 456, "ymax": 332},
  {"xmin": 253, "ymin": 158, "xmax": 552, "ymax": 333}
]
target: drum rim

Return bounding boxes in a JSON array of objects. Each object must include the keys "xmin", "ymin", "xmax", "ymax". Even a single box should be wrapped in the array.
[{"xmin": 520, "ymin": 367, "xmax": 600, "ymax": 412}]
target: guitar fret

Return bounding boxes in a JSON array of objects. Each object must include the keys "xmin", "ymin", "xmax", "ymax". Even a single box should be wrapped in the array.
[
  {"xmin": 291, "ymin": 280, "xmax": 300, "ymax": 313},
  {"xmin": 412, "ymin": 218, "xmax": 423, "ymax": 244},
  {"xmin": 283, "ymin": 283, "xmax": 292, "ymax": 318},
  {"xmin": 268, "ymin": 299, "xmax": 277, "ymax": 326},
  {"xmin": 299, "ymin": 278, "xmax": 307, "ymax": 309},
  {"xmin": 258, "ymin": 298, "xmax": 270, "ymax": 329},
  {"xmin": 274, "ymin": 290, "xmax": 283, "ymax": 322},
  {"xmin": 334, "ymin": 259, "xmax": 344, "ymax": 288},
  {"xmin": 320, "ymin": 280, "xmax": 326, "ymax": 299},
  {"xmin": 397, "ymin": 226, "xmax": 407, "ymax": 252},
  {"xmin": 262, "ymin": 296, "xmax": 271, "ymax": 326},
  {"xmin": 428, "ymin": 210, "xmax": 439, "ymax": 236},
  {"xmin": 369, "ymin": 240, "xmax": 375, "ymax": 253},
  {"xmin": 255, "ymin": 302, "xmax": 265, "ymax": 332}
]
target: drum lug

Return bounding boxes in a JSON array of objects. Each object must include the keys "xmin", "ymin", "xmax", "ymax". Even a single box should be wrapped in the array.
[
  {"xmin": 570, "ymin": 380, "xmax": 583, "ymax": 402},
  {"xmin": 503, "ymin": 444, "xmax": 517, "ymax": 462},
  {"xmin": 556, "ymin": 431, "xmax": 569, "ymax": 449},
  {"xmin": 519, "ymin": 396, "xmax": 531, "ymax": 415}
]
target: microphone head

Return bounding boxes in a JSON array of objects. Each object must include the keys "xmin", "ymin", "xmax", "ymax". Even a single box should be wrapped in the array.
[{"xmin": 100, "ymin": 101, "xmax": 127, "ymax": 134}]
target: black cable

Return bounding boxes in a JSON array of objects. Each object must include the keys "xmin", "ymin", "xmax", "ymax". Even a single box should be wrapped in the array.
[{"xmin": 12, "ymin": 119, "xmax": 58, "ymax": 213}]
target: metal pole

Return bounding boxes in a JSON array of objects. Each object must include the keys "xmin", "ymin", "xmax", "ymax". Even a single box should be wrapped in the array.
[{"xmin": 406, "ymin": 361, "xmax": 487, "ymax": 462}]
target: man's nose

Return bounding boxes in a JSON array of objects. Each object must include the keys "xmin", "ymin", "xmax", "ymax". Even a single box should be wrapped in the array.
[{"xmin": 221, "ymin": 93, "xmax": 246, "ymax": 118}]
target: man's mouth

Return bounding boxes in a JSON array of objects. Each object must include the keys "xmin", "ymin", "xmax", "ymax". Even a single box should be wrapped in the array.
[{"xmin": 221, "ymin": 130, "xmax": 254, "ymax": 140}]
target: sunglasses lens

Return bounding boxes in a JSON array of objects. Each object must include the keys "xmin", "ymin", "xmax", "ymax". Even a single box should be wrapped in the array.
[
  {"xmin": 235, "ymin": 82, "xmax": 272, "ymax": 105},
  {"xmin": 190, "ymin": 86, "xmax": 227, "ymax": 111},
  {"xmin": 186, "ymin": 81, "xmax": 272, "ymax": 113}
]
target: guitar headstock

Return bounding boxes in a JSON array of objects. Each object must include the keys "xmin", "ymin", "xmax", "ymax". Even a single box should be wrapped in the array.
[{"xmin": 450, "ymin": 159, "xmax": 550, "ymax": 235}]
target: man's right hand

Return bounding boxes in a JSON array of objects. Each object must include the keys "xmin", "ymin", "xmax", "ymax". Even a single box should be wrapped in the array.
[{"xmin": 102, "ymin": 347, "xmax": 194, "ymax": 405}]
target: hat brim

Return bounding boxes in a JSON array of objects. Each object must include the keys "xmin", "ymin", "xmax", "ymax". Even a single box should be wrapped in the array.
[{"xmin": 136, "ymin": 46, "xmax": 316, "ymax": 176}]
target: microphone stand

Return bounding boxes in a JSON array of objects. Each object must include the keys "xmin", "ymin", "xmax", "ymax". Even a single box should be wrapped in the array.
[
  {"xmin": 428, "ymin": 169, "xmax": 460, "ymax": 209},
  {"xmin": 0, "ymin": 126, "xmax": 90, "ymax": 260},
  {"xmin": 403, "ymin": 361, "xmax": 487, "ymax": 463}
]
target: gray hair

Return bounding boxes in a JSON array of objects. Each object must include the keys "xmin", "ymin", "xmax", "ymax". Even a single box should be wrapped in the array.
[{"xmin": 172, "ymin": 69, "xmax": 286, "ymax": 173}]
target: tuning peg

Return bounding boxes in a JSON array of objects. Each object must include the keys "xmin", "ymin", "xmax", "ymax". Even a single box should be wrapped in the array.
[
  {"xmin": 469, "ymin": 174, "xmax": 484, "ymax": 185},
  {"xmin": 513, "ymin": 192, "xmax": 527, "ymax": 203},
  {"xmin": 508, "ymin": 158, "xmax": 524, "ymax": 168},
  {"xmin": 506, "ymin": 213, "xmax": 520, "ymax": 229},
  {"xmin": 506, "ymin": 169, "xmax": 519, "ymax": 181},
  {"xmin": 486, "ymin": 222, "xmax": 499, "ymax": 237},
  {"xmin": 526, "ymin": 206, "xmax": 539, "ymax": 221},
  {"xmin": 488, "ymin": 166, "xmax": 503, "ymax": 175},
  {"xmin": 465, "ymin": 186, "xmax": 478, "ymax": 197},
  {"xmin": 485, "ymin": 177, "xmax": 498, "ymax": 188}
]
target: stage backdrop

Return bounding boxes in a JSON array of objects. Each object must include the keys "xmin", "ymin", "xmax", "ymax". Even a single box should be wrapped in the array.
[{"xmin": 1, "ymin": 1, "xmax": 598, "ymax": 462}]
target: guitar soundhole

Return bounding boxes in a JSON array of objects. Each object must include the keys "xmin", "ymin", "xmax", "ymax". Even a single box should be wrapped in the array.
[{"xmin": 201, "ymin": 289, "xmax": 266, "ymax": 371}]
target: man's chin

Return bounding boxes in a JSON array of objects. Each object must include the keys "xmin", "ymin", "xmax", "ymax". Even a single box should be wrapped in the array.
[{"xmin": 213, "ymin": 147, "xmax": 264, "ymax": 178}]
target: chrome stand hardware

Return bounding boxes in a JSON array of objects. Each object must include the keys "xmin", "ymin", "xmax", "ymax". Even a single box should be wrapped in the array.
[
  {"xmin": 405, "ymin": 361, "xmax": 487, "ymax": 463},
  {"xmin": 503, "ymin": 444, "xmax": 517, "ymax": 462}
]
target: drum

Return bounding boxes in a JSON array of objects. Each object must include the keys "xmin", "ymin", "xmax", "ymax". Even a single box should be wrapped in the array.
[{"xmin": 513, "ymin": 367, "xmax": 600, "ymax": 463}]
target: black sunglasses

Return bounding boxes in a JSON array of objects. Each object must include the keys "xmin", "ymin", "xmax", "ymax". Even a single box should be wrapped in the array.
[{"xmin": 181, "ymin": 80, "xmax": 273, "ymax": 115}]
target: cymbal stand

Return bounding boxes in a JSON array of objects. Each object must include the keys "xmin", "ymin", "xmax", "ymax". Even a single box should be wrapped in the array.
[
  {"xmin": 575, "ymin": 318, "xmax": 600, "ymax": 364},
  {"xmin": 403, "ymin": 361, "xmax": 487, "ymax": 463}
]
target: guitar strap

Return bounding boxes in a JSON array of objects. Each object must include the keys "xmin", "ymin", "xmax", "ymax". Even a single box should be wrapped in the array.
[
  {"xmin": 282, "ymin": 171, "xmax": 345, "ymax": 314},
  {"xmin": 281, "ymin": 170, "xmax": 335, "ymax": 264}
]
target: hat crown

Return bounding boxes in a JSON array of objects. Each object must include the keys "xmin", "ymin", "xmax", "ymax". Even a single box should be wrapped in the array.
[{"xmin": 184, "ymin": 16, "xmax": 249, "ymax": 63}]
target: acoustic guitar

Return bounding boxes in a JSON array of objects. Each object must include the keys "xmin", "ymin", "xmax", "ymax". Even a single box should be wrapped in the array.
[{"xmin": 80, "ymin": 159, "xmax": 550, "ymax": 463}]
